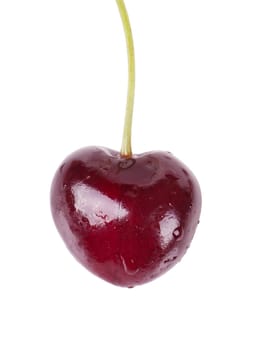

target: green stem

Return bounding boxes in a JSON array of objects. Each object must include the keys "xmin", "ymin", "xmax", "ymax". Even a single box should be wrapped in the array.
[{"xmin": 116, "ymin": 0, "xmax": 135, "ymax": 158}]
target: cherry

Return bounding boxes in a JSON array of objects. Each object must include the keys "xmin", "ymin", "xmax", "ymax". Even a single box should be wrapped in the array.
[
  {"xmin": 51, "ymin": 146, "xmax": 201, "ymax": 287},
  {"xmin": 50, "ymin": 0, "xmax": 201, "ymax": 287}
]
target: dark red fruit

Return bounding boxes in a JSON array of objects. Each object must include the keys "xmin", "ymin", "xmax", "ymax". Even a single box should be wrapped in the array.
[{"xmin": 51, "ymin": 146, "xmax": 201, "ymax": 287}]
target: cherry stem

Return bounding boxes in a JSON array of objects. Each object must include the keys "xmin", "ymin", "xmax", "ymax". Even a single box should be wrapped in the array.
[{"xmin": 116, "ymin": 0, "xmax": 135, "ymax": 158}]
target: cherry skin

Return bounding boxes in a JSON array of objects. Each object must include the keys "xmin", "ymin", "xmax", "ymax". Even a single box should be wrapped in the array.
[{"xmin": 51, "ymin": 146, "xmax": 201, "ymax": 287}]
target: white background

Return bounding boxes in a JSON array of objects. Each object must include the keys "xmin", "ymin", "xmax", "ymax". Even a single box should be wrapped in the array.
[{"xmin": 0, "ymin": 0, "xmax": 259, "ymax": 349}]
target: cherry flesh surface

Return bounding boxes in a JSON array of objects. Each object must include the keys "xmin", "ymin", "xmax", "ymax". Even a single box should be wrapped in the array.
[{"xmin": 51, "ymin": 146, "xmax": 201, "ymax": 287}]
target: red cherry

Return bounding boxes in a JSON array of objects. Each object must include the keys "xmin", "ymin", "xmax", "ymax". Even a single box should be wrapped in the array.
[
  {"xmin": 51, "ymin": 146, "xmax": 201, "ymax": 287},
  {"xmin": 50, "ymin": 1, "xmax": 202, "ymax": 286}
]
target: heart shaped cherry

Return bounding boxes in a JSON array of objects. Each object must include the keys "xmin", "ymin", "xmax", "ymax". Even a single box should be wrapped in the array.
[
  {"xmin": 50, "ymin": 0, "xmax": 201, "ymax": 287},
  {"xmin": 51, "ymin": 146, "xmax": 201, "ymax": 287}
]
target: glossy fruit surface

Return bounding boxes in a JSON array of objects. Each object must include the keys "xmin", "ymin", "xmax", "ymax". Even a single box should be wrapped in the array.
[{"xmin": 51, "ymin": 146, "xmax": 201, "ymax": 287}]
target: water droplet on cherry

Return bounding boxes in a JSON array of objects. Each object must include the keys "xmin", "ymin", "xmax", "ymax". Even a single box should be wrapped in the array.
[
  {"xmin": 119, "ymin": 158, "xmax": 135, "ymax": 169},
  {"xmin": 172, "ymin": 227, "xmax": 184, "ymax": 241}
]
